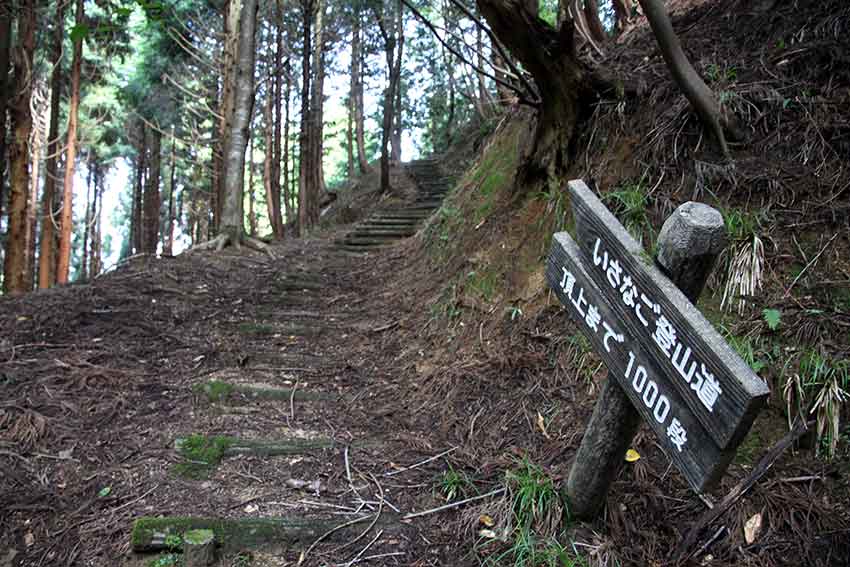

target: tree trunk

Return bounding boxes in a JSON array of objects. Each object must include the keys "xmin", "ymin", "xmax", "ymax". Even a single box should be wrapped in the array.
[
  {"xmin": 164, "ymin": 132, "xmax": 177, "ymax": 255},
  {"xmin": 264, "ymin": 59, "xmax": 283, "ymax": 238},
  {"xmin": 91, "ymin": 172, "xmax": 102, "ymax": 276},
  {"xmin": 247, "ymin": 133, "xmax": 256, "ymax": 236},
  {"xmin": 0, "ymin": 9, "xmax": 12, "ymax": 219},
  {"xmin": 24, "ymin": 93, "xmax": 47, "ymax": 291},
  {"xmin": 38, "ymin": 0, "xmax": 64, "ymax": 289},
  {"xmin": 351, "ymin": 11, "xmax": 370, "ymax": 174},
  {"xmin": 297, "ymin": 0, "xmax": 313, "ymax": 236},
  {"xmin": 56, "ymin": 0, "xmax": 84, "ymax": 284},
  {"xmin": 80, "ymin": 166, "xmax": 92, "ymax": 280},
  {"xmin": 143, "ymin": 126, "xmax": 162, "ymax": 254},
  {"xmin": 131, "ymin": 138, "xmax": 146, "ymax": 254},
  {"xmin": 377, "ymin": 0, "xmax": 403, "ymax": 194},
  {"xmin": 612, "ymin": 0, "xmax": 630, "ymax": 33},
  {"xmin": 215, "ymin": 0, "xmax": 242, "ymax": 234},
  {"xmin": 637, "ymin": 0, "xmax": 741, "ymax": 156},
  {"xmin": 390, "ymin": 4, "xmax": 404, "ymax": 163},
  {"xmin": 309, "ymin": 0, "xmax": 327, "ymax": 221},
  {"xmin": 477, "ymin": 0, "xmax": 592, "ymax": 189},
  {"xmin": 272, "ymin": 0, "xmax": 285, "ymax": 236},
  {"xmin": 282, "ymin": 57, "xmax": 292, "ymax": 230},
  {"xmin": 583, "ymin": 0, "xmax": 606, "ymax": 43},
  {"xmin": 346, "ymin": 94, "xmax": 355, "ymax": 179},
  {"xmin": 2, "ymin": 0, "xmax": 36, "ymax": 294},
  {"xmin": 218, "ymin": 0, "xmax": 258, "ymax": 242}
]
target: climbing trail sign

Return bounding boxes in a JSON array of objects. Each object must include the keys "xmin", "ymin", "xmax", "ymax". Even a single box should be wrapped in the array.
[{"xmin": 546, "ymin": 180, "xmax": 769, "ymax": 496}]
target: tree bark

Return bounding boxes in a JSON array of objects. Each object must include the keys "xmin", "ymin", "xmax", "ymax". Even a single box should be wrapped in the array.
[
  {"xmin": 56, "ymin": 0, "xmax": 84, "ymax": 284},
  {"xmin": 310, "ymin": 0, "xmax": 327, "ymax": 215},
  {"xmin": 272, "ymin": 0, "xmax": 285, "ymax": 236},
  {"xmin": 351, "ymin": 10, "xmax": 370, "ymax": 174},
  {"xmin": 218, "ymin": 0, "xmax": 258, "ymax": 242},
  {"xmin": 91, "ymin": 171, "xmax": 102, "ymax": 276},
  {"xmin": 164, "ymin": 132, "xmax": 177, "ymax": 255},
  {"xmin": 24, "ymin": 93, "xmax": 47, "ymax": 291},
  {"xmin": 390, "ymin": 4, "xmax": 404, "ymax": 163},
  {"xmin": 346, "ymin": 93, "xmax": 355, "ymax": 179},
  {"xmin": 3, "ymin": 0, "xmax": 36, "ymax": 294},
  {"xmin": 612, "ymin": 0, "xmax": 630, "ymax": 33},
  {"xmin": 282, "ymin": 57, "xmax": 292, "ymax": 229},
  {"xmin": 214, "ymin": 0, "xmax": 242, "ymax": 234},
  {"xmin": 583, "ymin": 0, "xmax": 606, "ymax": 43},
  {"xmin": 143, "ymin": 126, "xmax": 162, "ymax": 254},
  {"xmin": 376, "ymin": 0, "xmax": 403, "ymax": 193},
  {"xmin": 131, "ymin": 137, "xmax": 146, "ymax": 255},
  {"xmin": 80, "ymin": 166, "xmax": 93, "ymax": 280},
  {"xmin": 247, "ymin": 133, "xmax": 256, "ymax": 236},
  {"xmin": 0, "ymin": 8, "xmax": 12, "ymax": 219},
  {"xmin": 637, "ymin": 0, "xmax": 740, "ymax": 156},
  {"xmin": 477, "ymin": 0, "xmax": 592, "ymax": 189},
  {"xmin": 263, "ymin": 74, "xmax": 280, "ymax": 237},
  {"xmin": 297, "ymin": 0, "xmax": 313, "ymax": 236}
]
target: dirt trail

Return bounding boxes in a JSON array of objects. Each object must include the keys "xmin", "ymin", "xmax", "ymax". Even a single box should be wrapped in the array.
[{"xmin": 0, "ymin": 164, "xmax": 465, "ymax": 566}]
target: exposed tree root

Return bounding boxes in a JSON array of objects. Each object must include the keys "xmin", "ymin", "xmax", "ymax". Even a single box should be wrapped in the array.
[{"xmin": 189, "ymin": 233, "xmax": 275, "ymax": 257}]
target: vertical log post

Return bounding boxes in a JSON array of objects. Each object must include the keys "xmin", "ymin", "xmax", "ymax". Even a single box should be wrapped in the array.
[
  {"xmin": 565, "ymin": 202, "xmax": 727, "ymax": 519},
  {"xmin": 183, "ymin": 529, "xmax": 216, "ymax": 566}
]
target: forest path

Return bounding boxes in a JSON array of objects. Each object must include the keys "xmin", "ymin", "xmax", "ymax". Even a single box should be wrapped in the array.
[{"xmin": 0, "ymin": 167, "xmax": 465, "ymax": 566}]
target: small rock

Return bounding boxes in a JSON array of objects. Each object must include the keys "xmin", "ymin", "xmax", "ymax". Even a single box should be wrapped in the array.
[{"xmin": 24, "ymin": 533, "xmax": 34, "ymax": 548}]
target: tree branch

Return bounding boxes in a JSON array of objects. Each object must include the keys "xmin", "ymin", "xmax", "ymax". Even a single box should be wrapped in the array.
[{"xmin": 400, "ymin": 0, "xmax": 539, "ymax": 106}]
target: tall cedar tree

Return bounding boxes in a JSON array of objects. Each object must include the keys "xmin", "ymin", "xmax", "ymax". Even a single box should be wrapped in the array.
[
  {"xmin": 38, "ymin": 0, "xmax": 66, "ymax": 288},
  {"xmin": 142, "ymin": 126, "xmax": 162, "ymax": 254},
  {"xmin": 0, "ymin": 6, "xmax": 12, "ymax": 218},
  {"xmin": 3, "ymin": 0, "xmax": 36, "ymax": 293},
  {"xmin": 351, "ymin": 8, "xmax": 370, "ymax": 173},
  {"xmin": 374, "ymin": 0, "xmax": 404, "ymax": 193},
  {"xmin": 56, "ymin": 0, "xmax": 84, "ymax": 284}
]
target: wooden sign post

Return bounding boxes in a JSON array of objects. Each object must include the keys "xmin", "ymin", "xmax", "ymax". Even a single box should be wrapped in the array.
[{"xmin": 546, "ymin": 180, "xmax": 770, "ymax": 519}]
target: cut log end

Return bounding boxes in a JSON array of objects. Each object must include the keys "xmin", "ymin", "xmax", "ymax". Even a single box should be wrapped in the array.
[{"xmin": 184, "ymin": 529, "xmax": 216, "ymax": 566}]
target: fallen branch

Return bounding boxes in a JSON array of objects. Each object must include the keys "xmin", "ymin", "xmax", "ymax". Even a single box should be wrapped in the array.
[
  {"xmin": 384, "ymin": 447, "xmax": 457, "ymax": 477},
  {"xmin": 674, "ymin": 418, "xmax": 814, "ymax": 562},
  {"xmin": 402, "ymin": 488, "xmax": 506, "ymax": 520}
]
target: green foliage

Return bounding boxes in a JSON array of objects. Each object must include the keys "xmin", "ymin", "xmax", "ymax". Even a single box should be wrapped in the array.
[
  {"xmin": 786, "ymin": 351, "xmax": 849, "ymax": 458},
  {"xmin": 435, "ymin": 464, "xmax": 476, "ymax": 502},
  {"xmin": 722, "ymin": 330, "xmax": 773, "ymax": 374},
  {"xmin": 195, "ymin": 380, "xmax": 236, "ymax": 403},
  {"xmin": 762, "ymin": 308, "xmax": 782, "ymax": 331},
  {"xmin": 482, "ymin": 456, "xmax": 582, "ymax": 567},
  {"xmin": 603, "ymin": 180, "xmax": 654, "ymax": 245},
  {"xmin": 505, "ymin": 457, "xmax": 562, "ymax": 532},
  {"xmin": 467, "ymin": 270, "xmax": 499, "ymax": 301},
  {"xmin": 705, "ymin": 63, "xmax": 738, "ymax": 83},
  {"xmin": 147, "ymin": 554, "xmax": 181, "ymax": 567}
]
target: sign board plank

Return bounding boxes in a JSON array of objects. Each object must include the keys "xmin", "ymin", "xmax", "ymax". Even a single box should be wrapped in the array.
[
  {"xmin": 568, "ymin": 180, "xmax": 769, "ymax": 449},
  {"xmin": 547, "ymin": 233, "xmax": 734, "ymax": 492}
]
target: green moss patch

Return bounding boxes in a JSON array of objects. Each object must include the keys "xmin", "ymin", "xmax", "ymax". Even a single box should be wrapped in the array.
[
  {"xmin": 131, "ymin": 516, "xmax": 361, "ymax": 553},
  {"xmin": 194, "ymin": 380, "xmax": 333, "ymax": 404},
  {"xmin": 173, "ymin": 434, "xmax": 336, "ymax": 478}
]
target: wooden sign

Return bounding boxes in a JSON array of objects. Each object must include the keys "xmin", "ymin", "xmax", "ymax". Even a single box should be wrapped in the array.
[{"xmin": 546, "ymin": 180, "xmax": 770, "ymax": 493}]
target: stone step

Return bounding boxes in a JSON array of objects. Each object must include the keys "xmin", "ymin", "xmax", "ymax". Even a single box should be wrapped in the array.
[{"xmin": 352, "ymin": 229, "xmax": 416, "ymax": 238}]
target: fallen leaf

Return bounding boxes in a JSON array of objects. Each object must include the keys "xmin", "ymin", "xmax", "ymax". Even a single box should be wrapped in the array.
[
  {"xmin": 244, "ymin": 504, "xmax": 259, "ymax": 514},
  {"xmin": 625, "ymin": 449, "xmax": 641, "ymax": 462},
  {"xmin": 479, "ymin": 514, "xmax": 495, "ymax": 527},
  {"xmin": 744, "ymin": 512, "xmax": 762, "ymax": 544},
  {"xmin": 536, "ymin": 411, "xmax": 551, "ymax": 439},
  {"xmin": 24, "ymin": 533, "xmax": 34, "ymax": 547},
  {"xmin": 478, "ymin": 529, "xmax": 497, "ymax": 539}
]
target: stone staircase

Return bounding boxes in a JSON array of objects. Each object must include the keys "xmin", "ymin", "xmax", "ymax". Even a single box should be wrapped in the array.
[{"xmin": 335, "ymin": 159, "xmax": 450, "ymax": 252}]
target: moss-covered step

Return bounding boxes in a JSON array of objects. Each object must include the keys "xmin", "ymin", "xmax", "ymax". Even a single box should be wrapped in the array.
[
  {"xmin": 131, "ymin": 515, "xmax": 372, "ymax": 553},
  {"xmin": 173, "ymin": 435, "xmax": 336, "ymax": 478},
  {"xmin": 194, "ymin": 380, "xmax": 335, "ymax": 404}
]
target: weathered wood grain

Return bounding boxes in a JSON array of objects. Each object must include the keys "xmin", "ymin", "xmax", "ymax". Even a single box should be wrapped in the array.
[
  {"xmin": 568, "ymin": 179, "xmax": 769, "ymax": 449},
  {"xmin": 548, "ymin": 233, "xmax": 734, "ymax": 493}
]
